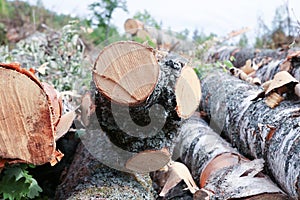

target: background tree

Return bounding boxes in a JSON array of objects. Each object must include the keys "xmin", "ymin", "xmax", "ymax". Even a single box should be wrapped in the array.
[
  {"xmin": 133, "ymin": 9, "xmax": 161, "ymax": 29},
  {"xmin": 88, "ymin": 0, "xmax": 127, "ymax": 44},
  {"xmin": 255, "ymin": 2, "xmax": 299, "ymax": 48}
]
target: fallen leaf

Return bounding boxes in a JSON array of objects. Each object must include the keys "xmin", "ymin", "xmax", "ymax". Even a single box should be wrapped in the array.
[{"xmin": 159, "ymin": 161, "xmax": 199, "ymax": 197}]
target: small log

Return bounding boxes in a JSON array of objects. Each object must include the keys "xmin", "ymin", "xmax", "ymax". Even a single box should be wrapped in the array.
[
  {"xmin": 124, "ymin": 19, "xmax": 195, "ymax": 54},
  {"xmin": 200, "ymin": 71, "xmax": 300, "ymax": 198},
  {"xmin": 55, "ymin": 142, "xmax": 156, "ymax": 199},
  {"xmin": 90, "ymin": 41, "xmax": 201, "ymax": 173},
  {"xmin": 124, "ymin": 18, "xmax": 144, "ymax": 35},
  {"xmin": 0, "ymin": 63, "xmax": 56, "ymax": 165},
  {"xmin": 174, "ymin": 115, "xmax": 287, "ymax": 199}
]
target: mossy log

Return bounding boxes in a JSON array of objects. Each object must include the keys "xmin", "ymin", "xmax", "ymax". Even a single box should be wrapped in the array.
[
  {"xmin": 174, "ymin": 115, "xmax": 287, "ymax": 199},
  {"xmin": 200, "ymin": 71, "xmax": 300, "ymax": 198},
  {"xmin": 55, "ymin": 142, "xmax": 156, "ymax": 200},
  {"xmin": 90, "ymin": 41, "xmax": 201, "ymax": 173}
]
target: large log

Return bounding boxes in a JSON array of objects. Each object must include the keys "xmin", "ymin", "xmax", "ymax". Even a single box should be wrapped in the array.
[
  {"xmin": 174, "ymin": 115, "xmax": 288, "ymax": 199},
  {"xmin": 55, "ymin": 142, "xmax": 156, "ymax": 200},
  {"xmin": 87, "ymin": 41, "xmax": 201, "ymax": 173},
  {"xmin": 200, "ymin": 71, "xmax": 300, "ymax": 198},
  {"xmin": 0, "ymin": 63, "xmax": 60, "ymax": 166}
]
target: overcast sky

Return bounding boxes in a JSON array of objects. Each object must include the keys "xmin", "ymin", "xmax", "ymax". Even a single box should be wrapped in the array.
[{"xmin": 26, "ymin": 0, "xmax": 300, "ymax": 39}]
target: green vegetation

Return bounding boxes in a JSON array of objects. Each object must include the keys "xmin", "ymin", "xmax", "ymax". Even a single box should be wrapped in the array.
[
  {"xmin": 255, "ymin": 3, "xmax": 299, "ymax": 48},
  {"xmin": 88, "ymin": 0, "xmax": 127, "ymax": 45},
  {"xmin": 0, "ymin": 164, "xmax": 42, "ymax": 200},
  {"xmin": 133, "ymin": 9, "xmax": 161, "ymax": 29}
]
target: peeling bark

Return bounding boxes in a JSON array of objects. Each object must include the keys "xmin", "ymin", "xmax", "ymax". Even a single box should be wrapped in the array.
[{"xmin": 200, "ymin": 71, "xmax": 300, "ymax": 198}]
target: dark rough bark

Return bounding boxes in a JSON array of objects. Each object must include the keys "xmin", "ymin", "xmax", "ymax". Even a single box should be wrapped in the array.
[
  {"xmin": 200, "ymin": 71, "xmax": 300, "ymax": 198},
  {"xmin": 55, "ymin": 142, "xmax": 156, "ymax": 200},
  {"xmin": 173, "ymin": 116, "xmax": 287, "ymax": 199},
  {"xmin": 93, "ymin": 55, "xmax": 187, "ymax": 154}
]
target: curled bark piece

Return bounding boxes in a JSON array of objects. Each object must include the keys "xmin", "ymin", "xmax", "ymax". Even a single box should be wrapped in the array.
[
  {"xmin": 159, "ymin": 161, "xmax": 199, "ymax": 197},
  {"xmin": 265, "ymin": 71, "xmax": 298, "ymax": 95}
]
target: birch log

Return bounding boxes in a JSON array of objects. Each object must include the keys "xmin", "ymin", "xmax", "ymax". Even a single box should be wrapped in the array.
[
  {"xmin": 174, "ymin": 115, "xmax": 288, "ymax": 199},
  {"xmin": 88, "ymin": 41, "xmax": 201, "ymax": 173},
  {"xmin": 200, "ymin": 71, "xmax": 300, "ymax": 198}
]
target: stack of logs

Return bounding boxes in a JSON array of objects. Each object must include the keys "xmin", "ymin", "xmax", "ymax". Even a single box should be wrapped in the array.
[
  {"xmin": 1, "ymin": 41, "xmax": 299, "ymax": 199},
  {"xmin": 57, "ymin": 41, "xmax": 294, "ymax": 199}
]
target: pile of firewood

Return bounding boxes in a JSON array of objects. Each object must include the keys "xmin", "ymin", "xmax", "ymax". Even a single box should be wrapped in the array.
[{"xmin": 1, "ymin": 41, "xmax": 299, "ymax": 199}]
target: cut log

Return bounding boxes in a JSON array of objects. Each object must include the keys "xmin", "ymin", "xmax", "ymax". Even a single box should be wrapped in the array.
[
  {"xmin": 200, "ymin": 71, "xmax": 300, "ymax": 198},
  {"xmin": 93, "ymin": 41, "xmax": 160, "ymax": 105},
  {"xmin": 125, "ymin": 148, "xmax": 170, "ymax": 173},
  {"xmin": 0, "ymin": 63, "xmax": 56, "ymax": 165},
  {"xmin": 55, "ymin": 142, "xmax": 156, "ymax": 200},
  {"xmin": 124, "ymin": 19, "xmax": 195, "ymax": 54},
  {"xmin": 173, "ymin": 115, "xmax": 288, "ymax": 199},
  {"xmin": 124, "ymin": 18, "xmax": 144, "ymax": 35},
  {"xmin": 89, "ymin": 41, "xmax": 201, "ymax": 173},
  {"xmin": 175, "ymin": 66, "xmax": 201, "ymax": 118}
]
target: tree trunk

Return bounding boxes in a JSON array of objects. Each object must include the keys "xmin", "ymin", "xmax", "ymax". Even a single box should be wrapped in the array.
[
  {"xmin": 200, "ymin": 71, "xmax": 300, "ymax": 198},
  {"xmin": 173, "ymin": 115, "xmax": 288, "ymax": 199},
  {"xmin": 55, "ymin": 142, "xmax": 156, "ymax": 200},
  {"xmin": 90, "ymin": 41, "xmax": 201, "ymax": 173}
]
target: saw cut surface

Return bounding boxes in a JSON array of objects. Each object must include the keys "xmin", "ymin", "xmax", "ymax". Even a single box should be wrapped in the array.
[
  {"xmin": 0, "ymin": 67, "xmax": 55, "ymax": 164},
  {"xmin": 93, "ymin": 41, "xmax": 159, "ymax": 105}
]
